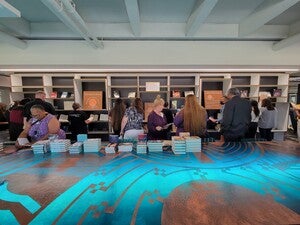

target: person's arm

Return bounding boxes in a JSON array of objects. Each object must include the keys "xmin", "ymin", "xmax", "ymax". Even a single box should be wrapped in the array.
[
  {"xmin": 220, "ymin": 102, "xmax": 233, "ymax": 133},
  {"xmin": 15, "ymin": 122, "xmax": 31, "ymax": 148},
  {"xmin": 120, "ymin": 115, "xmax": 128, "ymax": 136},
  {"xmin": 173, "ymin": 111, "xmax": 183, "ymax": 128}
]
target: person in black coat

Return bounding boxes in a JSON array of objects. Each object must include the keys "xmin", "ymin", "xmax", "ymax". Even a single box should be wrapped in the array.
[
  {"xmin": 68, "ymin": 103, "xmax": 92, "ymax": 142},
  {"xmin": 220, "ymin": 88, "xmax": 251, "ymax": 142},
  {"xmin": 162, "ymin": 102, "xmax": 174, "ymax": 139},
  {"xmin": 24, "ymin": 90, "xmax": 56, "ymax": 122}
]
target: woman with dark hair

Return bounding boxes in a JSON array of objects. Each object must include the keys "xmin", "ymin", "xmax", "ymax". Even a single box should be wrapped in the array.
[
  {"xmin": 68, "ymin": 102, "xmax": 91, "ymax": 142},
  {"xmin": 109, "ymin": 98, "xmax": 126, "ymax": 135},
  {"xmin": 246, "ymin": 100, "xmax": 260, "ymax": 139},
  {"xmin": 120, "ymin": 97, "xmax": 144, "ymax": 139},
  {"xmin": 258, "ymin": 98, "xmax": 277, "ymax": 141},
  {"xmin": 16, "ymin": 104, "xmax": 65, "ymax": 148},
  {"xmin": 174, "ymin": 95, "xmax": 207, "ymax": 137}
]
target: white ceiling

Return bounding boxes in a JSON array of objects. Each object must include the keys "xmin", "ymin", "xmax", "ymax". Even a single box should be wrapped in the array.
[{"xmin": 0, "ymin": 0, "xmax": 300, "ymax": 50}]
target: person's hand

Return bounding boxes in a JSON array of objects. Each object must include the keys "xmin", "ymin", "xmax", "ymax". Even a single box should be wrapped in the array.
[
  {"xmin": 209, "ymin": 116, "xmax": 217, "ymax": 123},
  {"xmin": 15, "ymin": 141, "xmax": 31, "ymax": 150},
  {"xmin": 156, "ymin": 126, "xmax": 162, "ymax": 131}
]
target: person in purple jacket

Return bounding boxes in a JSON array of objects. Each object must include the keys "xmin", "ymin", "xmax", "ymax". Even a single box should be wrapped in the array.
[{"xmin": 147, "ymin": 95, "xmax": 168, "ymax": 140}]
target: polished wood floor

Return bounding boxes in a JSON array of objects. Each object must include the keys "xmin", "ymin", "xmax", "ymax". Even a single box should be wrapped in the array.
[{"xmin": 0, "ymin": 140, "xmax": 299, "ymax": 225}]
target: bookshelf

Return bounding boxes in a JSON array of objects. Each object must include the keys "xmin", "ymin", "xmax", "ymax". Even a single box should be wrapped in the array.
[{"xmin": 10, "ymin": 72, "xmax": 290, "ymax": 140}]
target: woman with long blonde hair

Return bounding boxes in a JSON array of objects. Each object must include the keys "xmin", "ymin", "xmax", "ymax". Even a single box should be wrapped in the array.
[{"xmin": 174, "ymin": 95, "xmax": 207, "ymax": 137}]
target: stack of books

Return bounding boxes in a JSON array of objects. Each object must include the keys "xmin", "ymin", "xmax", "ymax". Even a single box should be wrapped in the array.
[
  {"xmin": 118, "ymin": 143, "xmax": 133, "ymax": 152},
  {"xmin": 105, "ymin": 143, "xmax": 117, "ymax": 154},
  {"xmin": 77, "ymin": 134, "xmax": 88, "ymax": 142},
  {"xmin": 172, "ymin": 136, "xmax": 186, "ymax": 155},
  {"xmin": 136, "ymin": 142, "xmax": 147, "ymax": 154},
  {"xmin": 69, "ymin": 142, "xmax": 83, "ymax": 154},
  {"xmin": 83, "ymin": 138, "xmax": 101, "ymax": 152},
  {"xmin": 0, "ymin": 142, "xmax": 4, "ymax": 152},
  {"xmin": 147, "ymin": 140, "xmax": 163, "ymax": 152},
  {"xmin": 185, "ymin": 136, "xmax": 202, "ymax": 152},
  {"xmin": 50, "ymin": 139, "xmax": 71, "ymax": 153},
  {"xmin": 32, "ymin": 140, "xmax": 50, "ymax": 154}
]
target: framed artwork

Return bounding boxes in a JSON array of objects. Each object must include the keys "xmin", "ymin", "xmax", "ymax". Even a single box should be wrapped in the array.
[
  {"xmin": 83, "ymin": 91, "xmax": 103, "ymax": 110},
  {"xmin": 203, "ymin": 90, "xmax": 223, "ymax": 110}
]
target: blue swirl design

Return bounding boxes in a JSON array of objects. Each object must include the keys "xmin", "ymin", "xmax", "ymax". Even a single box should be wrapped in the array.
[{"xmin": 0, "ymin": 142, "xmax": 299, "ymax": 224}]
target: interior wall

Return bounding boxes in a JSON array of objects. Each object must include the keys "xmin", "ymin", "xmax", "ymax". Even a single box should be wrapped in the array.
[{"xmin": 0, "ymin": 40, "xmax": 300, "ymax": 67}]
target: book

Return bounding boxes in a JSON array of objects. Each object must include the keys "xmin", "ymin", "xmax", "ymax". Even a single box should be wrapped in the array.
[
  {"xmin": 61, "ymin": 92, "xmax": 68, "ymax": 98},
  {"xmin": 99, "ymin": 114, "xmax": 108, "ymax": 121},
  {"xmin": 83, "ymin": 91, "xmax": 103, "ymax": 110},
  {"xmin": 146, "ymin": 82, "xmax": 160, "ymax": 92},
  {"xmin": 59, "ymin": 114, "xmax": 69, "ymax": 122},
  {"xmin": 128, "ymin": 92, "xmax": 136, "ymax": 98},
  {"xmin": 171, "ymin": 100, "xmax": 178, "ymax": 109},
  {"xmin": 64, "ymin": 101, "xmax": 73, "ymax": 110},
  {"xmin": 163, "ymin": 123, "xmax": 173, "ymax": 130},
  {"xmin": 113, "ymin": 90, "xmax": 120, "ymax": 98},
  {"xmin": 240, "ymin": 89, "xmax": 248, "ymax": 98},
  {"xmin": 273, "ymin": 89, "xmax": 282, "ymax": 97},
  {"xmin": 184, "ymin": 91, "xmax": 194, "ymax": 97},
  {"xmin": 50, "ymin": 91, "xmax": 57, "ymax": 98},
  {"xmin": 89, "ymin": 114, "xmax": 99, "ymax": 122},
  {"xmin": 17, "ymin": 137, "xmax": 30, "ymax": 146}
]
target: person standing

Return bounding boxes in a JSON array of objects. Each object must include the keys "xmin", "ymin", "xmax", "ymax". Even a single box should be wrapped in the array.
[
  {"xmin": 220, "ymin": 88, "xmax": 251, "ymax": 142},
  {"xmin": 245, "ymin": 100, "xmax": 260, "ymax": 139},
  {"xmin": 24, "ymin": 90, "xmax": 56, "ymax": 122},
  {"xmin": 109, "ymin": 98, "xmax": 126, "ymax": 136},
  {"xmin": 174, "ymin": 94, "xmax": 207, "ymax": 137},
  {"xmin": 258, "ymin": 98, "xmax": 277, "ymax": 141},
  {"xmin": 162, "ymin": 102, "xmax": 174, "ymax": 140},
  {"xmin": 68, "ymin": 103, "xmax": 91, "ymax": 142},
  {"xmin": 9, "ymin": 98, "xmax": 31, "ymax": 141},
  {"xmin": 147, "ymin": 96, "xmax": 168, "ymax": 140},
  {"xmin": 120, "ymin": 98, "xmax": 144, "ymax": 140}
]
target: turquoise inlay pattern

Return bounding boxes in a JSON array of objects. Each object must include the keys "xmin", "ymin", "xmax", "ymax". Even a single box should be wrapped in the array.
[
  {"xmin": 0, "ymin": 182, "xmax": 41, "ymax": 214},
  {"xmin": 0, "ymin": 210, "xmax": 20, "ymax": 225},
  {"xmin": 0, "ymin": 142, "xmax": 299, "ymax": 224}
]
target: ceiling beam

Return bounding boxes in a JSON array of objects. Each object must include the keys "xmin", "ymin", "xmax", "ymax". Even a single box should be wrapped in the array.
[
  {"xmin": 239, "ymin": 0, "xmax": 300, "ymax": 37},
  {"xmin": 61, "ymin": 0, "xmax": 102, "ymax": 48},
  {"xmin": 124, "ymin": 0, "xmax": 140, "ymax": 36},
  {"xmin": 289, "ymin": 20, "xmax": 300, "ymax": 36},
  {"xmin": 41, "ymin": 0, "xmax": 100, "ymax": 49},
  {"xmin": 0, "ymin": 0, "xmax": 20, "ymax": 17},
  {"xmin": 0, "ymin": 18, "xmax": 30, "ymax": 36},
  {"xmin": 0, "ymin": 30, "xmax": 27, "ymax": 49},
  {"xmin": 272, "ymin": 32, "xmax": 300, "ymax": 51},
  {"xmin": 186, "ymin": 0, "xmax": 219, "ymax": 36}
]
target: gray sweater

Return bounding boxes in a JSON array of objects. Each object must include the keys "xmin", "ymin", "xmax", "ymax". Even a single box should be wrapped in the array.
[{"xmin": 258, "ymin": 107, "xmax": 277, "ymax": 129}]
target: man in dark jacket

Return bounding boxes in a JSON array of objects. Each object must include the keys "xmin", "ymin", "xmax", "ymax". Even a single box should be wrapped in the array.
[
  {"xmin": 220, "ymin": 88, "xmax": 251, "ymax": 142},
  {"xmin": 23, "ymin": 90, "xmax": 56, "ymax": 122}
]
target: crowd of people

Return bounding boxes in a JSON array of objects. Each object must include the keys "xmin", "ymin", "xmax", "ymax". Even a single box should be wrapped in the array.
[{"xmin": 0, "ymin": 88, "xmax": 299, "ymax": 149}]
